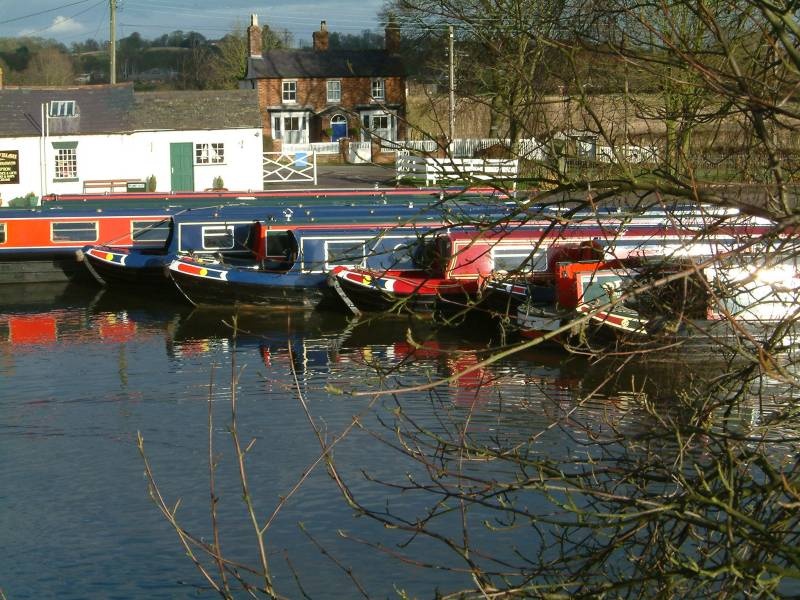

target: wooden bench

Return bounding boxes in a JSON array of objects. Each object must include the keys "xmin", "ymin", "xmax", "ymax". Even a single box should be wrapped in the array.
[{"xmin": 82, "ymin": 179, "xmax": 145, "ymax": 193}]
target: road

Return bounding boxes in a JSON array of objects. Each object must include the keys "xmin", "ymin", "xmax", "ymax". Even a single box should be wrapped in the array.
[{"xmin": 266, "ymin": 163, "xmax": 399, "ymax": 190}]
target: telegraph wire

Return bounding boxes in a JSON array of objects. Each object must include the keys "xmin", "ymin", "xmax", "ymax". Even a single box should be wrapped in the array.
[
  {"xmin": 15, "ymin": 0, "xmax": 107, "ymax": 38},
  {"xmin": 0, "ymin": 0, "xmax": 94, "ymax": 25}
]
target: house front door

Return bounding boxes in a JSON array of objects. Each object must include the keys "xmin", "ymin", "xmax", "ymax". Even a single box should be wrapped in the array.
[
  {"xmin": 170, "ymin": 142, "xmax": 194, "ymax": 191},
  {"xmin": 331, "ymin": 115, "xmax": 347, "ymax": 141}
]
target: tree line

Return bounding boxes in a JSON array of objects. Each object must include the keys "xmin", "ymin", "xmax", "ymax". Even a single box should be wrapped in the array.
[{"xmin": 0, "ymin": 26, "xmax": 397, "ymax": 89}]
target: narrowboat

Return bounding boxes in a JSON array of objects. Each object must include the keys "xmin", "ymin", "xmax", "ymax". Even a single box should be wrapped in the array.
[
  {"xmin": 166, "ymin": 220, "xmax": 438, "ymax": 309},
  {"xmin": 328, "ymin": 205, "xmax": 780, "ymax": 316},
  {"xmin": 80, "ymin": 197, "xmax": 513, "ymax": 294},
  {"xmin": 328, "ymin": 224, "xmax": 561, "ymax": 314},
  {"xmin": 1, "ymin": 187, "xmax": 509, "ymax": 285},
  {"xmin": 515, "ymin": 256, "xmax": 658, "ymax": 341},
  {"xmin": 515, "ymin": 250, "xmax": 800, "ymax": 351},
  {"xmin": 0, "ymin": 204, "xmax": 180, "ymax": 284}
]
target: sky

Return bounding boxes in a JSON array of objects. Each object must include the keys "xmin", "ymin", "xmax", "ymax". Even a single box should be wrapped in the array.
[{"xmin": 0, "ymin": 0, "xmax": 387, "ymax": 47}]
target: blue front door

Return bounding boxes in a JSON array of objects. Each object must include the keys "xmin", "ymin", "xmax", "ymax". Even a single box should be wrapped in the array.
[{"xmin": 331, "ymin": 116, "xmax": 347, "ymax": 141}]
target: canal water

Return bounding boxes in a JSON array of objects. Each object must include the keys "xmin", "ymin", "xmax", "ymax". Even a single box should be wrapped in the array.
[{"xmin": 0, "ymin": 282, "xmax": 795, "ymax": 598}]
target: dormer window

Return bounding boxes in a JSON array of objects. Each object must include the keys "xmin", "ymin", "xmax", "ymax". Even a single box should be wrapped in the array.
[{"xmin": 49, "ymin": 100, "xmax": 76, "ymax": 117}]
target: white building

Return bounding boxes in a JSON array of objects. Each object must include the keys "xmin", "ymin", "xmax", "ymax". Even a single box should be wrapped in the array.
[{"xmin": 0, "ymin": 81, "xmax": 264, "ymax": 201}]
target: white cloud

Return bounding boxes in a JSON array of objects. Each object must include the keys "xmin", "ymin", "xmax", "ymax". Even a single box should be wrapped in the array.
[
  {"xmin": 18, "ymin": 15, "xmax": 86, "ymax": 39},
  {"xmin": 48, "ymin": 15, "xmax": 86, "ymax": 35}
]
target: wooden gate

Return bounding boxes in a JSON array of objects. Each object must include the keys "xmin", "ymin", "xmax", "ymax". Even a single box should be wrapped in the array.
[{"xmin": 263, "ymin": 151, "xmax": 318, "ymax": 185}]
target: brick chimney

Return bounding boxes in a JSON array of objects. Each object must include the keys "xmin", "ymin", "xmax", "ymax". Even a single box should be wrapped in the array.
[
  {"xmin": 385, "ymin": 18, "xmax": 400, "ymax": 54},
  {"xmin": 313, "ymin": 20, "xmax": 329, "ymax": 51},
  {"xmin": 248, "ymin": 14, "xmax": 262, "ymax": 57}
]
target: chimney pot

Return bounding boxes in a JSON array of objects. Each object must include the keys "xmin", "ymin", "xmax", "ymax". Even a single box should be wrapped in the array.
[
  {"xmin": 385, "ymin": 18, "xmax": 400, "ymax": 54},
  {"xmin": 247, "ymin": 14, "xmax": 262, "ymax": 57},
  {"xmin": 313, "ymin": 20, "xmax": 330, "ymax": 51}
]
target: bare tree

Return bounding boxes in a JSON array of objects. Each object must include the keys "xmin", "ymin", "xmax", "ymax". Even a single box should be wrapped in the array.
[
  {"xmin": 140, "ymin": 1, "xmax": 800, "ymax": 597},
  {"xmin": 21, "ymin": 47, "xmax": 75, "ymax": 86}
]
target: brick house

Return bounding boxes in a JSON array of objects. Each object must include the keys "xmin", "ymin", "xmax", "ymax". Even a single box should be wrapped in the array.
[{"xmin": 242, "ymin": 16, "xmax": 406, "ymax": 147}]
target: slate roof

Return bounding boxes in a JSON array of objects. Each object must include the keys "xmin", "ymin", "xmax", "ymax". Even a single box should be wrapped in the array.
[
  {"xmin": 245, "ymin": 49, "xmax": 405, "ymax": 80},
  {"xmin": 0, "ymin": 85, "xmax": 262, "ymax": 137},
  {"xmin": 131, "ymin": 89, "xmax": 262, "ymax": 131},
  {"xmin": 0, "ymin": 84, "xmax": 135, "ymax": 137}
]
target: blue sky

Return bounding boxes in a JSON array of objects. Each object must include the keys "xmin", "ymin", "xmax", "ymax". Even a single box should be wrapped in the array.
[{"xmin": 0, "ymin": 0, "xmax": 387, "ymax": 46}]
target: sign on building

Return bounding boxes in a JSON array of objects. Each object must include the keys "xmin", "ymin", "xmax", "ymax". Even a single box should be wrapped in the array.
[{"xmin": 0, "ymin": 151, "xmax": 20, "ymax": 184}]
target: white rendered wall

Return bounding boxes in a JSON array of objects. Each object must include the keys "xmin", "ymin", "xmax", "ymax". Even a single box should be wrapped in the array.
[
  {"xmin": 0, "ymin": 138, "xmax": 45, "ymax": 204},
  {"xmin": 0, "ymin": 127, "xmax": 264, "ymax": 201}
]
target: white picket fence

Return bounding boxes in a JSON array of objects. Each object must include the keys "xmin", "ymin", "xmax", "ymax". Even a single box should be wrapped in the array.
[
  {"xmin": 396, "ymin": 154, "xmax": 519, "ymax": 187},
  {"xmin": 283, "ymin": 142, "xmax": 340, "ymax": 155},
  {"xmin": 385, "ymin": 138, "xmax": 545, "ymax": 159},
  {"xmin": 280, "ymin": 137, "xmax": 546, "ymax": 160}
]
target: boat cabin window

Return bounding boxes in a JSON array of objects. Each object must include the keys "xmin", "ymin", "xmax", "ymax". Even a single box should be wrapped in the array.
[
  {"xmin": 51, "ymin": 221, "xmax": 98, "ymax": 242},
  {"xmin": 132, "ymin": 220, "xmax": 170, "ymax": 244},
  {"xmin": 580, "ymin": 272, "xmax": 625, "ymax": 304},
  {"xmin": 492, "ymin": 246, "xmax": 548, "ymax": 273},
  {"xmin": 325, "ymin": 239, "xmax": 366, "ymax": 270},
  {"xmin": 265, "ymin": 230, "xmax": 297, "ymax": 259},
  {"xmin": 365, "ymin": 235, "xmax": 421, "ymax": 270},
  {"xmin": 202, "ymin": 225, "xmax": 235, "ymax": 250},
  {"xmin": 388, "ymin": 241, "xmax": 417, "ymax": 269},
  {"xmin": 0, "ymin": 223, "xmax": 5, "ymax": 244}
]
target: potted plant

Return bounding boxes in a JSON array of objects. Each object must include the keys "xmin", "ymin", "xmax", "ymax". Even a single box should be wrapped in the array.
[
  {"xmin": 146, "ymin": 174, "xmax": 157, "ymax": 192},
  {"xmin": 212, "ymin": 176, "xmax": 226, "ymax": 191}
]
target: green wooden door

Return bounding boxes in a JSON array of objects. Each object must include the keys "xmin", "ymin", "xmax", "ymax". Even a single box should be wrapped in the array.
[{"xmin": 170, "ymin": 143, "xmax": 194, "ymax": 191}]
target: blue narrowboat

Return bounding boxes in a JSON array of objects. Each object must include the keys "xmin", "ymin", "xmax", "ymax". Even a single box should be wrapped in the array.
[
  {"xmin": 0, "ymin": 188, "xmax": 509, "ymax": 285},
  {"xmin": 78, "ymin": 196, "xmax": 515, "ymax": 293},
  {"xmin": 167, "ymin": 220, "xmax": 434, "ymax": 308}
]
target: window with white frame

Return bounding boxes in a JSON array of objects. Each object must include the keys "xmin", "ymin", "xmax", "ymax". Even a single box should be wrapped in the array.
[
  {"xmin": 326, "ymin": 79, "xmax": 341, "ymax": 103},
  {"xmin": 361, "ymin": 111, "xmax": 395, "ymax": 142},
  {"xmin": 195, "ymin": 143, "xmax": 225, "ymax": 164},
  {"xmin": 491, "ymin": 246, "xmax": 548, "ymax": 273},
  {"xmin": 202, "ymin": 226, "xmax": 235, "ymax": 250},
  {"xmin": 52, "ymin": 221, "xmax": 98, "ymax": 242},
  {"xmin": 54, "ymin": 147, "xmax": 77, "ymax": 180},
  {"xmin": 325, "ymin": 239, "xmax": 366, "ymax": 270},
  {"xmin": 371, "ymin": 78, "xmax": 385, "ymax": 101},
  {"xmin": 49, "ymin": 100, "xmax": 76, "ymax": 117},
  {"xmin": 282, "ymin": 80, "xmax": 297, "ymax": 103},
  {"xmin": 273, "ymin": 113, "xmax": 307, "ymax": 144},
  {"xmin": 132, "ymin": 220, "xmax": 171, "ymax": 244}
]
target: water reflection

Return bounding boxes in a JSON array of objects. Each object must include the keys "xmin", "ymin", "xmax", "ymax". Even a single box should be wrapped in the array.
[
  {"xmin": 1, "ymin": 282, "xmax": 798, "ymax": 598},
  {"xmin": 1, "ymin": 282, "xmax": 795, "ymax": 426}
]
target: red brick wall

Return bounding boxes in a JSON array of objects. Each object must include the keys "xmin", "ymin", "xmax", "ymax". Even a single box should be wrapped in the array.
[{"xmin": 257, "ymin": 76, "xmax": 406, "ymax": 140}]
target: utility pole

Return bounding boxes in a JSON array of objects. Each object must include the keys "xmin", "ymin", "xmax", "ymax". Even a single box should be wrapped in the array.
[
  {"xmin": 110, "ymin": 0, "xmax": 116, "ymax": 84},
  {"xmin": 448, "ymin": 25, "xmax": 455, "ymax": 145}
]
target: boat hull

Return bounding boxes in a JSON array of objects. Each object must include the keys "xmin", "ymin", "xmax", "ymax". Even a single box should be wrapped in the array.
[
  {"xmin": 78, "ymin": 247, "xmax": 172, "ymax": 288},
  {"xmin": 0, "ymin": 252, "xmax": 95, "ymax": 284},
  {"xmin": 330, "ymin": 267, "xmax": 478, "ymax": 313},
  {"xmin": 169, "ymin": 258, "xmax": 331, "ymax": 308}
]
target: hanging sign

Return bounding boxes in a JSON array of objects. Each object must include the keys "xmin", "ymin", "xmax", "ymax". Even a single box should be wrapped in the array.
[{"xmin": 0, "ymin": 151, "xmax": 19, "ymax": 184}]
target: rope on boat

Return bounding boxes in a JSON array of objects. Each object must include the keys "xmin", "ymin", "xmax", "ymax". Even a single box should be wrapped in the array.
[{"xmin": 328, "ymin": 273, "xmax": 362, "ymax": 317}]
